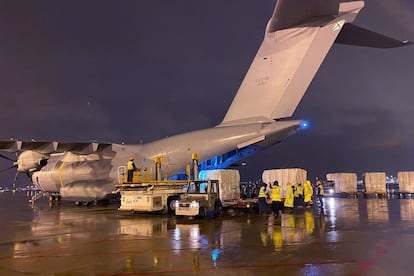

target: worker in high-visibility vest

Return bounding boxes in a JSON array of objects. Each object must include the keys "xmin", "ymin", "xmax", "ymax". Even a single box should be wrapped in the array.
[
  {"xmin": 316, "ymin": 180, "xmax": 324, "ymax": 208},
  {"xmin": 127, "ymin": 156, "xmax": 137, "ymax": 182},
  {"xmin": 258, "ymin": 183, "xmax": 269, "ymax": 215},
  {"xmin": 270, "ymin": 181, "xmax": 282, "ymax": 216},
  {"xmin": 304, "ymin": 180, "xmax": 313, "ymax": 207}
]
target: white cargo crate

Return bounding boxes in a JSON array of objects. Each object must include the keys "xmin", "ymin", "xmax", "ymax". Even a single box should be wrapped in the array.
[
  {"xmin": 363, "ymin": 172, "xmax": 386, "ymax": 194},
  {"xmin": 262, "ymin": 168, "xmax": 307, "ymax": 198},
  {"xmin": 198, "ymin": 169, "xmax": 240, "ymax": 201},
  {"xmin": 326, "ymin": 173, "xmax": 357, "ymax": 193},
  {"xmin": 397, "ymin": 171, "xmax": 414, "ymax": 193}
]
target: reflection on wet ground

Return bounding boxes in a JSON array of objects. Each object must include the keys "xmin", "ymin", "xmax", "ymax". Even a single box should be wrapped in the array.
[{"xmin": 1, "ymin": 193, "xmax": 414, "ymax": 275}]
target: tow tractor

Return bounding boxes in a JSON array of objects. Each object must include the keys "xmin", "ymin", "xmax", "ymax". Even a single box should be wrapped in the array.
[
  {"xmin": 175, "ymin": 179, "xmax": 221, "ymax": 218},
  {"xmin": 175, "ymin": 173, "xmax": 256, "ymax": 218}
]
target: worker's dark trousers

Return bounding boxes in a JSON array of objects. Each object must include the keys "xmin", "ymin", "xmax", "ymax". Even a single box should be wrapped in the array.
[
  {"xmin": 258, "ymin": 197, "xmax": 267, "ymax": 215},
  {"xmin": 318, "ymin": 195, "xmax": 324, "ymax": 208},
  {"xmin": 127, "ymin": 170, "xmax": 134, "ymax": 182},
  {"xmin": 271, "ymin": 201, "xmax": 282, "ymax": 216}
]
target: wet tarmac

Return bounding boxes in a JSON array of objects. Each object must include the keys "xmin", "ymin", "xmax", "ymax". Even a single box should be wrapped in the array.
[{"xmin": 1, "ymin": 192, "xmax": 414, "ymax": 275}]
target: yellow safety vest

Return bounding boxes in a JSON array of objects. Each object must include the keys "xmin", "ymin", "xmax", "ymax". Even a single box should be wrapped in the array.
[
  {"xmin": 270, "ymin": 186, "xmax": 281, "ymax": 201},
  {"xmin": 294, "ymin": 186, "xmax": 303, "ymax": 197},
  {"xmin": 258, "ymin": 186, "xmax": 267, "ymax": 198},
  {"xmin": 318, "ymin": 185, "xmax": 324, "ymax": 196},
  {"xmin": 127, "ymin": 160, "xmax": 135, "ymax": 171}
]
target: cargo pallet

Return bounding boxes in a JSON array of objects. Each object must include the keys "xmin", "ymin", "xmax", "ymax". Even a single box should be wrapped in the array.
[
  {"xmin": 334, "ymin": 192, "xmax": 364, "ymax": 198},
  {"xmin": 399, "ymin": 193, "xmax": 414, "ymax": 199},
  {"xmin": 362, "ymin": 192, "xmax": 387, "ymax": 198}
]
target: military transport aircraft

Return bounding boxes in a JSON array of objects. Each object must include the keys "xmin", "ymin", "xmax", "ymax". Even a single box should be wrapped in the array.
[{"xmin": 0, "ymin": 0, "xmax": 411, "ymax": 202}]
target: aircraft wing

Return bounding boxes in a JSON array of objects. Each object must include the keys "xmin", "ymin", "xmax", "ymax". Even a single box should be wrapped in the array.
[{"xmin": 0, "ymin": 140, "xmax": 112, "ymax": 154}]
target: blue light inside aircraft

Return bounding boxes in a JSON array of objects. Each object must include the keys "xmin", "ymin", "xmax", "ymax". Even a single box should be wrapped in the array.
[
  {"xmin": 300, "ymin": 120, "xmax": 310, "ymax": 129},
  {"xmin": 198, "ymin": 144, "xmax": 262, "ymax": 171},
  {"xmin": 168, "ymin": 144, "xmax": 262, "ymax": 180}
]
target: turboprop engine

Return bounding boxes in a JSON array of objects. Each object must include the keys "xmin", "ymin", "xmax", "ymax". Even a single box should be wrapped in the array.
[
  {"xmin": 16, "ymin": 150, "xmax": 49, "ymax": 172},
  {"xmin": 31, "ymin": 152, "xmax": 115, "ymax": 200}
]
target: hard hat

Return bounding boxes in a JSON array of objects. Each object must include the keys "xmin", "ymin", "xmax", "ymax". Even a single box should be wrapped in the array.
[
  {"xmin": 129, "ymin": 156, "xmax": 134, "ymax": 161},
  {"xmin": 317, "ymin": 180, "xmax": 321, "ymax": 185}
]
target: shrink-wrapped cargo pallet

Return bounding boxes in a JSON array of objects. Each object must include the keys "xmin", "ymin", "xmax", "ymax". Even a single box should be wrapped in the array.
[
  {"xmin": 198, "ymin": 169, "xmax": 240, "ymax": 200},
  {"xmin": 262, "ymin": 168, "xmax": 307, "ymax": 198},
  {"xmin": 326, "ymin": 173, "xmax": 357, "ymax": 194},
  {"xmin": 363, "ymin": 172, "xmax": 386, "ymax": 194},
  {"xmin": 397, "ymin": 171, "xmax": 414, "ymax": 194}
]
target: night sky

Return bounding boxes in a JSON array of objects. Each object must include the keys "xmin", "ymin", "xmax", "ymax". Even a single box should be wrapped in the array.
[{"xmin": 0, "ymin": 0, "xmax": 413, "ymax": 185}]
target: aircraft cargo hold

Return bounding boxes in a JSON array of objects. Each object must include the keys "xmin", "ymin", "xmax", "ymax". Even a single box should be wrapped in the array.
[
  {"xmin": 326, "ymin": 173, "xmax": 357, "ymax": 194},
  {"xmin": 262, "ymin": 168, "xmax": 307, "ymax": 198},
  {"xmin": 363, "ymin": 172, "xmax": 386, "ymax": 194}
]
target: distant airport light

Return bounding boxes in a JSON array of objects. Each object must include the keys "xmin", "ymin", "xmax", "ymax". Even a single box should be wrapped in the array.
[{"xmin": 300, "ymin": 121, "xmax": 310, "ymax": 129}]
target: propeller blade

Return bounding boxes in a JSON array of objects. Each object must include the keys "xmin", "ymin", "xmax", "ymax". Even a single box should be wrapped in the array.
[
  {"xmin": 0, "ymin": 165, "xmax": 17, "ymax": 173},
  {"xmin": 0, "ymin": 153, "xmax": 16, "ymax": 162}
]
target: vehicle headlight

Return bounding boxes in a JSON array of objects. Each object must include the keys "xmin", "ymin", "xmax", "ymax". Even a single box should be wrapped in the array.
[
  {"xmin": 190, "ymin": 201, "xmax": 199, "ymax": 208},
  {"xmin": 174, "ymin": 200, "xmax": 179, "ymax": 208}
]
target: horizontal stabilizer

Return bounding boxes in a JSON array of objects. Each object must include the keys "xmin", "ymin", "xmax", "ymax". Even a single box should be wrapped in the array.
[{"xmin": 336, "ymin": 23, "xmax": 413, "ymax": 48}]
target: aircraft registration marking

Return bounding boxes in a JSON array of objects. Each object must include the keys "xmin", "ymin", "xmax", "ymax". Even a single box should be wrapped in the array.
[{"xmin": 256, "ymin": 76, "xmax": 270, "ymax": 86}]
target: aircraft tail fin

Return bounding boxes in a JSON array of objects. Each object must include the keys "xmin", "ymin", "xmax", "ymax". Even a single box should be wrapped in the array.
[
  {"xmin": 219, "ymin": 1, "xmax": 364, "ymax": 126},
  {"xmin": 266, "ymin": 0, "xmax": 340, "ymax": 33}
]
